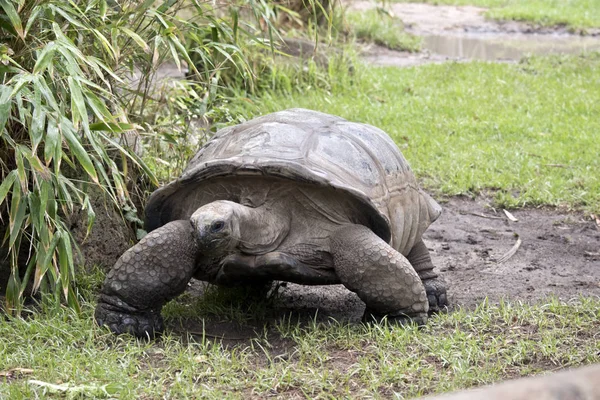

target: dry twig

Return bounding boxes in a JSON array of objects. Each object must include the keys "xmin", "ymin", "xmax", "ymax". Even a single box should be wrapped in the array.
[{"xmin": 496, "ymin": 235, "xmax": 522, "ymax": 264}]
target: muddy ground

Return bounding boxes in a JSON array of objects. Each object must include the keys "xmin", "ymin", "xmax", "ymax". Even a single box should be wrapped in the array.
[{"xmin": 348, "ymin": 1, "xmax": 600, "ymax": 66}]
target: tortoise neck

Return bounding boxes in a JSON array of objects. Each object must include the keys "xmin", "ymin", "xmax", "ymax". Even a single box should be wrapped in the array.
[{"xmin": 234, "ymin": 202, "xmax": 290, "ymax": 254}]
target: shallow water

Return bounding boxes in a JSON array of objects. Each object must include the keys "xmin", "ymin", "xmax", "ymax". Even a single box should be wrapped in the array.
[{"xmin": 422, "ymin": 34, "xmax": 600, "ymax": 61}]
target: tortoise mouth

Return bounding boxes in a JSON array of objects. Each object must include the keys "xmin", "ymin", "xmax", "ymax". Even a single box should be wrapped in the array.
[{"xmin": 193, "ymin": 227, "xmax": 232, "ymax": 254}]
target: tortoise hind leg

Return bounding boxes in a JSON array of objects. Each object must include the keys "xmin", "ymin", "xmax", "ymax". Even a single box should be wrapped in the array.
[
  {"xmin": 330, "ymin": 225, "xmax": 428, "ymax": 325},
  {"xmin": 95, "ymin": 220, "xmax": 198, "ymax": 338},
  {"xmin": 407, "ymin": 239, "xmax": 448, "ymax": 313}
]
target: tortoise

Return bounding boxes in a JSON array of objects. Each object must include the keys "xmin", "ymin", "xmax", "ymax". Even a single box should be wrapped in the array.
[{"xmin": 95, "ymin": 108, "xmax": 448, "ymax": 337}]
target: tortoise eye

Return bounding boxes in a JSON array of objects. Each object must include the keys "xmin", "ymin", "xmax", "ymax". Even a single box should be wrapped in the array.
[{"xmin": 210, "ymin": 220, "xmax": 225, "ymax": 233}]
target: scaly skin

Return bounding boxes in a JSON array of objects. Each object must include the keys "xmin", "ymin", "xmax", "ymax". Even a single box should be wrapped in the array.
[
  {"xmin": 95, "ymin": 220, "xmax": 198, "ymax": 338},
  {"xmin": 330, "ymin": 224, "xmax": 429, "ymax": 325},
  {"xmin": 407, "ymin": 239, "xmax": 449, "ymax": 313}
]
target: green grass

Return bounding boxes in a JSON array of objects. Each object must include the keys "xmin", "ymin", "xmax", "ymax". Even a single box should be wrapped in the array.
[
  {"xmin": 403, "ymin": 0, "xmax": 600, "ymax": 31},
  {"xmin": 346, "ymin": 9, "xmax": 422, "ymax": 52},
  {"xmin": 232, "ymin": 53, "xmax": 600, "ymax": 213},
  {"xmin": 2, "ymin": 294, "xmax": 599, "ymax": 398}
]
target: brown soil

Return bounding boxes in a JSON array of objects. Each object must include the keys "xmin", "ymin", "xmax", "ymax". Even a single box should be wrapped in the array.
[{"xmin": 425, "ymin": 196, "xmax": 600, "ymax": 307}]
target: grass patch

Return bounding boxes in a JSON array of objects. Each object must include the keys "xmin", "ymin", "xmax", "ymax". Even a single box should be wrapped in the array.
[
  {"xmin": 1, "ymin": 295, "xmax": 599, "ymax": 398},
  {"xmin": 403, "ymin": 0, "xmax": 600, "ymax": 30},
  {"xmin": 231, "ymin": 53, "xmax": 600, "ymax": 213},
  {"xmin": 346, "ymin": 9, "xmax": 422, "ymax": 52}
]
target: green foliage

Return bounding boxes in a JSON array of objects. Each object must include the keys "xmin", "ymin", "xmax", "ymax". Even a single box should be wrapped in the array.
[
  {"xmin": 0, "ymin": 0, "xmax": 270, "ymax": 312},
  {"xmin": 345, "ymin": 8, "xmax": 422, "ymax": 52}
]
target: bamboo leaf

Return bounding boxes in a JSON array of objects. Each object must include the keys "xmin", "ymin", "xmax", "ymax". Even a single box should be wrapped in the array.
[
  {"xmin": 8, "ymin": 74, "xmax": 33, "ymax": 99},
  {"xmin": 168, "ymin": 34, "xmax": 197, "ymax": 73},
  {"xmin": 48, "ymin": 5, "xmax": 84, "ymax": 28},
  {"xmin": 68, "ymin": 77, "xmax": 88, "ymax": 131},
  {"xmin": 0, "ymin": 84, "xmax": 12, "ymax": 131},
  {"xmin": 24, "ymin": 4, "xmax": 44, "ymax": 37},
  {"xmin": 0, "ymin": 0, "xmax": 25, "ymax": 40},
  {"xmin": 96, "ymin": 131, "xmax": 158, "ymax": 186},
  {"xmin": 0, "ymin": 170, "xmax": 17, "ymax": 206},
  {"xmin": 34, "ymin": 230, "xmax": 59, "ymax": 292},
  {"xmin": 33, "ymin": 42, "xmax": 56, "ymax": 75},
  {"xmin": 39, "ymin": 179, "xmax": 49, "ymax": 228},
  {"xmin": 84, "ymin": 91, "xmax": 112, "ymax": 124},
  {"xmin": 19, "ymin": 257, "xmax": 37, "ymax": 298},
  {"xmin": 91, "ymin": 29, "xmax": 116, "ymax": 62},
  {"xmin": 5, "ymin": 273, "xmax": 20, "ymax": 314},
  {"xmin": 22, "ymin": 149, "xmax": 51, "ymax": 181},
  {"xmin": 157, "ymin": 0, "xmax": 177, "ymax": 13},
  {"xmin": 66, "ymin": 285, "xmax": 81, "ymax": 314},
  {"xmin": 27, "ymin": 189, "xmax": 42, "ymax": 235},
  {"xmin": 44, "ymin": 117, "xmax": 59, "ymax": 165},
  {"xmin": 89, "ymin": 122, "xmax": 137, "ymax": 132},
  {"xmin": 34, "ymin": 75, "xmax": 59, "ymax": 112},
  {"xmin": 503, "ymin": 209, "xmax": 519, "ymax": 222},
  {"xmin": 120, "ymin": 27, "xmax": 150, "ymax": 53},
  {"xmin": 82, "ymin": 195, "xmax": 95, "ymax": 239},
  {"xmin": 14, "ymin": 146, "xmax": 28, "ymax": 193},
  {"xmin": 232, "ymin": 7, "xmax": 239, "ymax": 43},
  {"xmin": 30, "ymin": 88, "xmax": 45, "ymax": 151},
  {"xmin": 47, "ymin": 196, "xmax": 57, "ymax": 220},
  {"xmin": 150, "ymin": 10, "xmax": 170, "ymax": 28},
  {"xmin": 57, "ymin": 231, "xmax": 73, "ymax": 299},
  {"xmin": 59, "ymin": 117, "xmax": 98, "ymax": 183},
  {"xmin": 166, "ymin": 38, "xmax": 181, "ymax": 71},
  {"xmin": 9, "ymin": 184, "xmax": 27, "ymax": 248},
  {"xmin": 56, "ymin": 174, "xmax": 75, "ymax": 213},
  {"xmin": 99, "ymin": 0, "xmax": 107, "ymax": 20}
]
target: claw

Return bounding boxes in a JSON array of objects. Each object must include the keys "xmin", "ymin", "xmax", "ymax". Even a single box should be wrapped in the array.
[
  {"xmin": 95, "ymin": 296, "xmax": 164, "ymax": 338},
  {"xmin": 423, "ymin": 277, "xmax": 449, "ymax": 313}
]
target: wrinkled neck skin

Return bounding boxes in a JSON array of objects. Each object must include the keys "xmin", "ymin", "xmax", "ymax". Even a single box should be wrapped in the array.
[{"xmin": 190, "ymin": 200, "xmax": 290, "ymax": 257}]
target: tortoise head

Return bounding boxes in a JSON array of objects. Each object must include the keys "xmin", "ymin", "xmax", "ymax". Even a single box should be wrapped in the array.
[{"xmin": 190, "ymin": 201, "xmax": 241, "ymax": 254}]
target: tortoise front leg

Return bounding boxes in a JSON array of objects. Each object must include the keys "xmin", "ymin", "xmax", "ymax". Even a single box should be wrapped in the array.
[
  {"xmin": 406, "ymin": 239, "xmax": 449, "ymax": 313},
  {"xmin": 330, "ymin": 225, "xmax": 428, "ymax": 325},
  {"xmin": 95, "ymin": 220, "xmax": 198, "ymax": 338}
]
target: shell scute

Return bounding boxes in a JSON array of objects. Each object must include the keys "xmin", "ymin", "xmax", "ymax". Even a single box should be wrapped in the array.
[{"xmin": 145, "ymin": 108, "xmax": 440, "ymax": 253}]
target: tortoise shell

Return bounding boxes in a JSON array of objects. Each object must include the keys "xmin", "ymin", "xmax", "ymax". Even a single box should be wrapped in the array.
[{"xmin": 144, "ymin": 108, "xmax": 441, "ymax": 254}]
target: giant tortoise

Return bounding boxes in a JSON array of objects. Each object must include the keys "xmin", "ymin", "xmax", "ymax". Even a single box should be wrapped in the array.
[{"xmin": 95, "ymin": 108, "xmax": 448, "ymax": 337}]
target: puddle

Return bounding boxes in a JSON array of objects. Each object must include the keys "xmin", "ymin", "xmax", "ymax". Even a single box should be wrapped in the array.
[{"xmin": 422, "ymin": 34, "xmax": 600, "ymax": 61}]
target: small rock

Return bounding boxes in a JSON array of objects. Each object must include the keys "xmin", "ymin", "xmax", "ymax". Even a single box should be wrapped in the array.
[{"xmin": 441, "ymin": 243, "xmax": 450, "ymax": 250}]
